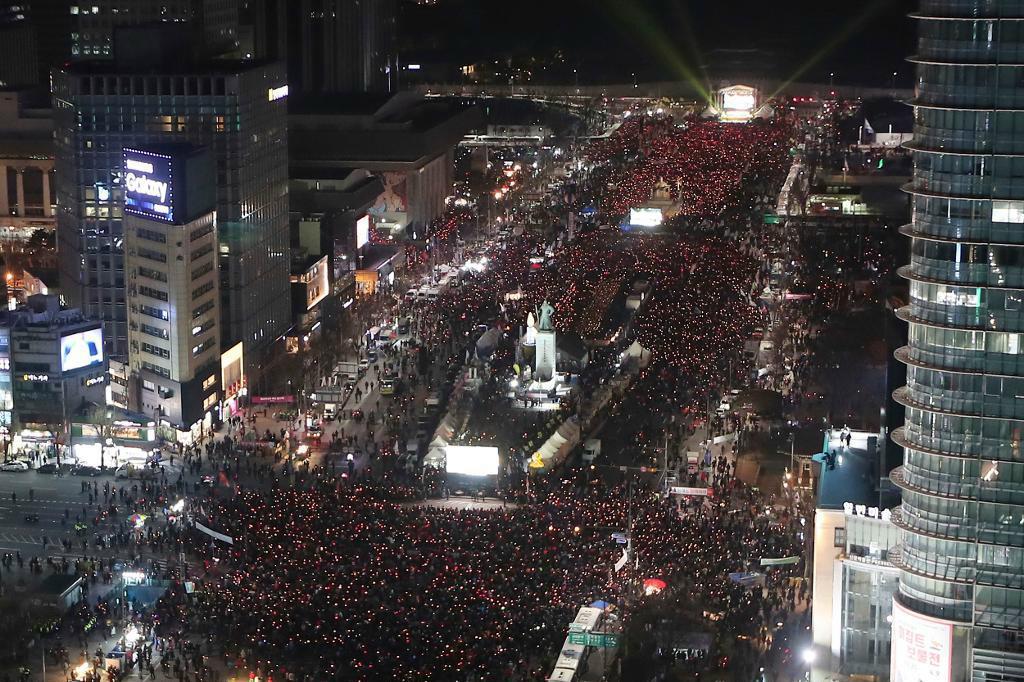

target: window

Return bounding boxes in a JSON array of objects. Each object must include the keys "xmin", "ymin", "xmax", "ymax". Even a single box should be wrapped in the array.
[
  {"xmin": 136, "ymin": 228, "xmax": 166, "ymax": 244},
  {"xmin": 141, "ymin": 361, "xmax": 170, "ymax": 379},
  {"xmin": 140, "ymin": 304, "xmax": 168, "ymax": 321},
  {"xmin": 192, "ymin": 262, "xmax": 214, "ymax": 281},
  {"xmin": 192, "ymin": 282, "xmax": 214, "ymax": 300},
  {"xmin": 139, "ymin": 285, "xmax": 168, "ymax": 302},
  {"xmin": 835, "ymin": 527, "xmax": 847, "ymax": 547},
  {"xmin": 138, "ymin": 266, "xmax": 167, "ymax": 282},
  {"xmin": 192, "ymin": 318, "xmax": 215, "ymax": 337},
  {"xmin": 992, "ymin": 200, "xmax": 1024, "ymax": 223},
  {"xmin": 202, "ymin": 374, "xmax": 216, "ymax": 391},
  {"xmin": 142, "ymin": 380, "xmax": 155, "ymax": 392},
  {"xmin": 137, "ymin": 248, "xmax": 167, "ymax": 265},
  {"xmin": 203, "ymin": 393, "xmax": 218, "ymax": 409},
  {"xmin": 140, "ymin": 323, "xmax": 168, "ymax": 340},
  {"xmin": 190, "ymin": 223, "xmax": 214, "ymax": 241},
  {"xmin": 192, "ymin": 244, "xmax": 214, "ymax": 261},
  {"xmin": 141, "ymin": 342, "xmax": 170, "ymax": 359},
  {"xmin": 192, "ymin": 300, "xmax": 215, "ymax": 319},
  {"xmin": 192, "ymin": 338, "xmax": 215, "ymax": 357}
]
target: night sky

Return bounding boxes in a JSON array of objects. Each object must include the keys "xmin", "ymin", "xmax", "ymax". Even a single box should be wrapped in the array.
[{"xmin": 403, "ymin": 0, "xmax": 916, "ymax": 86}]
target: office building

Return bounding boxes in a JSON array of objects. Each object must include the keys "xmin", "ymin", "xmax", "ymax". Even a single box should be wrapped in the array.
[
  {"xmin": 289, "ymin": 91, "xmax": 479, "ymax": 236},
  {"xmin": 0, "ymin": 90, "xmax": 55, "ymax": 237},
  {"xmin": 123, "ymin": 144, "xmax": 221, "ymax": 442},
  {"xmin": 69, "ymin": 0, "xmax": 240, "ymax": 59},
  {"xmin": 891, "ymin": 1, "xmax": 1024, "ymax": 679},
  {"xmin": 53, "ymin": 32, "xmax": 291, "ymax": 375},
  {"xmin": 0, "ymin": 1, "xmax": 73, "ymax": 92},
  {"xmin": 5, "ymin": 295, "xmax": 107, "ymax": 456},
  {"xmin": 288, "ymin": 0, "xmax": 397, "ymax": 94},
  {"xmin": 810, "ymin": 429, "xmax": 901, "ymax": 682}
]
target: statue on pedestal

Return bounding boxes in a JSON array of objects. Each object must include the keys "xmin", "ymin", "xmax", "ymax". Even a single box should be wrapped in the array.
[{"xmin": 537, "ymin": 300, "xmax": 555, "ymax": 332}]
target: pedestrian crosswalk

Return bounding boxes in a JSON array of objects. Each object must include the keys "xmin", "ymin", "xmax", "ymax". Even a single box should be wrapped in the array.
[{"xmin": 0, "ymin": 531, "xmax": 44, "ymax": 545}]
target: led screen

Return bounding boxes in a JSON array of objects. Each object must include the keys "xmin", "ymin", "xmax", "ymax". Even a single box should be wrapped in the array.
[
  {"xmin": 629, "ymin": 208, "xmax": 663, "ymax": 228},
  {"xmin": 124, "ymin": 149, "xmax": 174, "ymax": 222},
  {"xmin": 61, "ymin": 328, "xmax": 104, "ymax": 372},
  {"xmin": 445, "ymin": 445, "xmax": 499, "ymax": 477},
  {"xmin": 356, "ymin": 215, "xmax": 370, "ymax": 248}
]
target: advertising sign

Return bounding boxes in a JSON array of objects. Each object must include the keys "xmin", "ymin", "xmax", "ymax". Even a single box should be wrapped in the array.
[
  {"xmin": 445, "ymin": 445, "xmax": 499, "ymax": 477},
  {"xmin": 60, "ymin": 328, "xmax": 104, "ymax": 372},
  {"xmin": 356, "ymin": 215, "xmax": 370, "ymax": 249},
  {"xmin": 124, "ymin": 149, "xmax": 175, "ymax": 222},
  {"xmin": 251, "ymin": 395, "xmax": 295, "ymax": 405},
  {"xmin": 891, "ymin": 598, "xmax": 952, "ymax": 682}
]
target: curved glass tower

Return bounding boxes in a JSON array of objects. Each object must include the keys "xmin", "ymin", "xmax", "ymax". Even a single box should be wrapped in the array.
[{"xmin": 892, "ymin": 1, "xmax": 1024, "ymax": 678}]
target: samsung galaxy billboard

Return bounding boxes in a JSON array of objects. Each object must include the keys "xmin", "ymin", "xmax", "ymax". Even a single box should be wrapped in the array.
[{"xmin": 123, "ymin": 148, "xmax": 175, "ymax": 222}]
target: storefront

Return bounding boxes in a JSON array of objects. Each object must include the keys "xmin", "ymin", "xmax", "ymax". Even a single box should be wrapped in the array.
[
  {"xmin": 12, "ymin": 428, "xmax": 56, "ymax": 458},
  {"xmin": 71, "ymin": 420, "xmax": 158, "ymax": 468}
]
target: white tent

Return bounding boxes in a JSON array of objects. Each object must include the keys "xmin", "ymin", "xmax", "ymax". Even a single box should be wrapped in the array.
[{"xmin": 533, "ymin": 417, "xmax": 582, "ymax": 468}]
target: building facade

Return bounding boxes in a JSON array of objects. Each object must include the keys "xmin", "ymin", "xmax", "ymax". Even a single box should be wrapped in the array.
[
  {"xmin": 53, "ymin": 56, "xmax": 291, "ymax": 369},
  {"xmin": 69, "ymin": 0, "xmax": 240, "ymax": 59},
  {"xmin": 0, "ymin": 90, "xmax": 55, "ymax": 237},
  {"xmin": 6, "ymin": 296, "xmax": 107, "ymax": 456},
  {"xmin": 123, "ymin": 145, "xmax": 221, "ymax": 441},
  {"xmin": 891, "ymin": 1, "xmax": 1024, "ymax": 679},
  {"xmin": 290, "ymin": 0, "xmax": 397, "ymax": 94}
]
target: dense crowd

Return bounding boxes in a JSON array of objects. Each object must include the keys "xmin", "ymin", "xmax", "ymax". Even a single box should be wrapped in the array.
[{"xmin": 169, "ymin": 460, "xmax": 804, "ymax": 682}]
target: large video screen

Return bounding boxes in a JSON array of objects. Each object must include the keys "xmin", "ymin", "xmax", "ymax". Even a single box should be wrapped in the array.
[
  {"xmin": 629, "ymin": 207, "xmax": 663, "ymax": 228},
  {"xmin": 445, "ymin": 446, "xmax": 499, "ymax": 477},
  {"xmin": 124, "ymin": 148, "xmax": 174, "ymax": 222},
  {"xmin": 61, "ymin": 328, "xmax": 104, "ymax": 372},
  {"xmin": 356, "ymin": 215, "xmax": 370, "ymax": 249},
  {"xmin": 891, "ymin": 598, "xmax": 952, "ymax": 682}
]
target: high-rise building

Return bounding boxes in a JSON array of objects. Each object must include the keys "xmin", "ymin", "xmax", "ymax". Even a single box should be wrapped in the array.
[
  {"xmin": 53, "ymin": 34, "xmax": 291, "ymax": 375},
  {"xmin": 289, "ymin": 0, "xmax": 397, "ymax": 94},
  {"xmin": 123, "ymin": 144, "xmax": 221, "ymax": 440},
  {"xmin": 69, "ymin": 0, "xmax": 240, "ymax": 59},
  {"xmin": 0, "ymin": 1, "xmax": 73, "ymax": 92},
  {"xmin": 891, "ymin": 1, "xmax": 1024, "ymax": 679}
]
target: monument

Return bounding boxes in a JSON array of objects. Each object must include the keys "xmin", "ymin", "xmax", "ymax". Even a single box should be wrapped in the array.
[{"xmin": 535, "ymin": 300, "xmax": 556, "ymax": 382}]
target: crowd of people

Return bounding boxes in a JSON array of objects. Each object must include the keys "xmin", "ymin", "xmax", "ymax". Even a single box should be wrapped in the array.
[{"xmin": 161, "ymin": 455, "xmax": 804, "ymax": 682}]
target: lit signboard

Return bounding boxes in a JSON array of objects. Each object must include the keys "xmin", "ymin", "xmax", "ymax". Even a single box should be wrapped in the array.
[
  {"xmin": 890, "ymin": 598, "xmax": 952, "ymax": 682},
  {"xmin": 356, "ymin": 215, "xmax": 370, "ymax": 249},
  {"xmin": 124, "ymin": 149, "xmax": 174, "ymax": 222},
  {"xmin": 445, "ymin": 445, "xmax": 499, "ymax": 477},
  {"xmin": 628, "ymin": 207, "xmax": 663, "ymax": 228},
  {"xmin": 60, "ymin": 328, "xmax": 104, "ymax": 373},
  {"xmin": 268, "ymin": 85, "xmax": 289, "ymax": 102}
]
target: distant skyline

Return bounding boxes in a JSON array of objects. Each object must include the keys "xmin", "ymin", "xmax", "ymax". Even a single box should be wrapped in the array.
[{"xmin": 401, "ymin": 0, "xmax": 915, "ymax": 86}]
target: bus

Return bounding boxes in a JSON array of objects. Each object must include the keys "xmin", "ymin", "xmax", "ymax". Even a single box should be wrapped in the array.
[{"xmin": 547, "ymin": 637, "xmax": 587, "ymax": 682}]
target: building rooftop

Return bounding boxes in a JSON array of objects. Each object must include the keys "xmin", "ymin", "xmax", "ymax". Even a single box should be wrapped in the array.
[{"xmin": 813, "ymin": 430, "xmax": 879, "ymax": 511}]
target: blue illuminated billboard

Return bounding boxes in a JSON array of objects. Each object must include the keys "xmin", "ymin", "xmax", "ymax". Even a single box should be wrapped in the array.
[{"xmin": 123, "ymin": 148, "xmax": 175, "ymax": 222}]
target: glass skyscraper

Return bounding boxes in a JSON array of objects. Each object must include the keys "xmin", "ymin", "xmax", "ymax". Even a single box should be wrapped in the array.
[
  {"xmin": 891, "ymin": 1, "xmax": 1024, "ymax": 678},
  {"xmin": 53, "ymin": 59, "xmax": 291, "ymax": 364}
]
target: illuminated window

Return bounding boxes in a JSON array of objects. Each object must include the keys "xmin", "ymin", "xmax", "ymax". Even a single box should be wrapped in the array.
[
  {"xmin": 992, "ymin": 200, "xmax": 1024, "ymax": 223},
  {"xmin": 202, "ymin": 375, "xmax": 216, "ymax": 390},
  {"xmin": 203, "ymin": 393, "xmax": 218, "ymax": 409}
]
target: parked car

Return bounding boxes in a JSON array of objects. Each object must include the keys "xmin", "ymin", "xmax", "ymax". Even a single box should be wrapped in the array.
[
  {"xmin": 37, "ymin": 463, "xmax": 72, "ymax": 474},
  {"xmin": 73, "ymin": 465, "xmax": 103, "ymax": 477},
  {"xmin": 0, "ymin": 460, "xmax": 29, "ymax": 472}
]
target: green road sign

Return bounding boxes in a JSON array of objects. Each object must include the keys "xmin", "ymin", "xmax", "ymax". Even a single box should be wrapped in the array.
[
  {"xmin": 568, "ymin": 632, "xmax": 620, "ymax": 648},
  {"xmin": 763, "ymin": 214, "xmax": 781, "ymax": 225}
]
